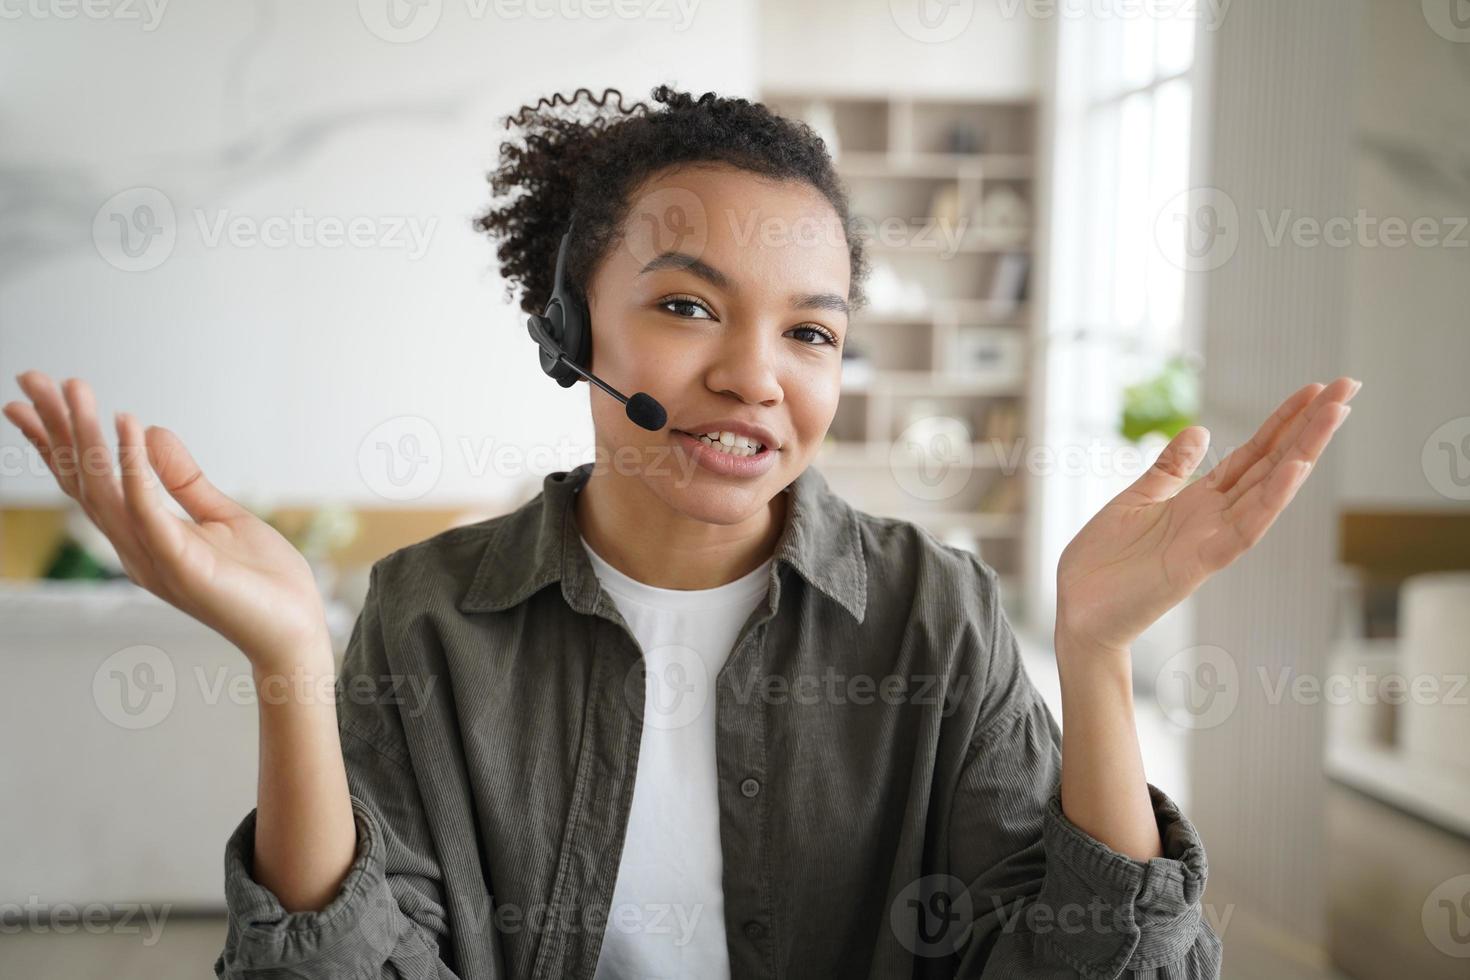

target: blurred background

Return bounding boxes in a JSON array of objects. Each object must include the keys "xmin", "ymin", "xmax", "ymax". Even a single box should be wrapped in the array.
[{"xmin": 2, "ymin": 1, "xmax": 1468, "ymax": 977}]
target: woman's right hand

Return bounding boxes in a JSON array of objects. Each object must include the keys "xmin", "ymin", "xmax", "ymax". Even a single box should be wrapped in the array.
[{"xmin": 4, "ymin": 370, "xmax": 333, "ymax": 676}]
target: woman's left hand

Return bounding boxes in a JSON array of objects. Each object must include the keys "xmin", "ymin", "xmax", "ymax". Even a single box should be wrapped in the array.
[{"xmin": 1055, "ymin": 375, "xmax": 1360, "ymax": 659}]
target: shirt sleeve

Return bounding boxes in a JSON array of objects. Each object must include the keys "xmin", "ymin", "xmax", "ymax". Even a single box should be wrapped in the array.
[
  {"xmin": 213, "ymin": 562, "xmax": 463, "ymax": 979},
  {"xmin": 940, "ymin": 566, "xmax": 1222, "ymax": 980}
]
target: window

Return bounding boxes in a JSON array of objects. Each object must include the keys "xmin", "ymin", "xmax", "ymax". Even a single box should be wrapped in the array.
[{"xmin": 1037, "ymin": 11, "xmax": 1201, "ymax": 660}]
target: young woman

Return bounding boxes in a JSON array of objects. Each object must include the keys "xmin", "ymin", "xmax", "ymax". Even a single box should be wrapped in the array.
[{"xmin": 5, "ymin": 85, "xmax": 1357, "ymax": 980}]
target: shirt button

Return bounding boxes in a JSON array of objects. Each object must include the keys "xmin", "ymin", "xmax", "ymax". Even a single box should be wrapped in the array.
[
  {"xmin": 742, "ymin": 919, "xmax": 766, "ymax": 941},
  {"xmin": 740, "ymin": 777, "xmax": 761, "ymax": 798}
]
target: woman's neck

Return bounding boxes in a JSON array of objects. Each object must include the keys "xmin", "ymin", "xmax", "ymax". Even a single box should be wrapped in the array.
[{"xmin": 572, "ymin": 470, "xmax": 787, "ymax": 591}]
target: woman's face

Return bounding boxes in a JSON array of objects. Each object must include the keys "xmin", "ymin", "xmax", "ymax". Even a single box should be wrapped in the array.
[{"xmin": 582, "ymin": 163, "xmax": 851, "ymax": 526}]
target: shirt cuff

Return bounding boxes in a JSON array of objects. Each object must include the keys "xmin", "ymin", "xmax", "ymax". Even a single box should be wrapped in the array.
[
  {"xmin": 217, "ymin": 794, "xmax": 416, "ymax": 974},
  {"xmin": 1034, "ymin": 782, "xmax": 1210, "ymax": 979}
]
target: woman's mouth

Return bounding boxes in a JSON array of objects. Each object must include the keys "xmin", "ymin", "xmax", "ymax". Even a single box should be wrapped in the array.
[{"xmin": 671, "ymin": 429, "xmax": 779, "ymax": 477}]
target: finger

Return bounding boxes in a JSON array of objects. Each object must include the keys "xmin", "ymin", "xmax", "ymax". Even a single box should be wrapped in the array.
[
  {"xmin": 3, "ymin": 399, "xmax": 64, "ymax": 483},
  {"xmin": 142, "ymin": 422, "xmax": 247, "ymax": 526},
  {"xmin": 1122, "ymin": 425, "xmax": 1211, "ymax": 504},
  {"xmin": 1224, "ymin": 377, "xmax": 1358, "ymax": 507},
  {"xmin": 1199, "ymin": 381, "xmax": 1322, "ymax": 494},
  {"xmin": 1201, "ymin": 457, "xmax": 1316, "ymax": 571},
  {"xmin": 1223, "ymin": 401, "xmax": 1349, "ymax": 532},
  {"xmin": 15, "ymin": 370, "xmax": 81, "ymax": 496},
  {"xmin": 117, "ymin": 410, "xmax": 190, "ymax": 562},
  {"xmin": 62, "ymin": 378, "xmax": 128, "ymax": 522}
]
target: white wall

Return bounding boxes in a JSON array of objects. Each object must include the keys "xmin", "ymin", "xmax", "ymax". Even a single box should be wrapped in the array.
[
  {"xmin": 760, "ymin": 0, "xmax": 1038, "ymax": 98},
  {"xmin": 1339, "ymin": 0, "xmax": 1470, "ymax": 509},
  {"xmin": 0, "ymin": 2, "xmax": 757, "ymax": 510},
  {"xmin": 1186, "ymin": 0, "xmax": 1362, "ymax": 944}
]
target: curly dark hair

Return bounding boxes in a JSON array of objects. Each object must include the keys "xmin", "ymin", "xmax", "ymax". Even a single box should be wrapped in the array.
[{"xmin": 473, "ymin": 84, "xmax": 870, "ymax": 319}]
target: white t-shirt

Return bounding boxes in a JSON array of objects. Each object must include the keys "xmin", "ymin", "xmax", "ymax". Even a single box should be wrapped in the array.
[{"xmin": 581, "ymin": 532, "xmax": 772, "ymax": 980}]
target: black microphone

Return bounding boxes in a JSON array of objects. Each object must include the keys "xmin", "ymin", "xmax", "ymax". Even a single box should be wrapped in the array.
[{"xmin": 525, "ymin": 315, "xmax": 668, "ymax": 431}]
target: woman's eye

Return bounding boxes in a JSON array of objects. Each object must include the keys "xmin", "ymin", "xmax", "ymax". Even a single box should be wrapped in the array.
[
  {"xmin": 660, "ymin": 296, "xmax": 714, "ymax": 319},
  {"xmin": 790, "ymin": 325, "xmax": 839, "ymax": 347}
]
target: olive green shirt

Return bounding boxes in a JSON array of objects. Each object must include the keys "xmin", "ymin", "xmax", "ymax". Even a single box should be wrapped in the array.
[{"xmin": 214, "ymin": 461, "xmax": 1220, "ymax": 980}]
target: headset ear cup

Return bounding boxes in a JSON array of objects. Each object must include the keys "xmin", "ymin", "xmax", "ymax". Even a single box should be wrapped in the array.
[
  {"xmin": 534, "ymin": 224, "xmax": 589, "ymax": 389},
  {"xmin": 558, "ymin": 296, "xmax": 592, "ymax": 386}
]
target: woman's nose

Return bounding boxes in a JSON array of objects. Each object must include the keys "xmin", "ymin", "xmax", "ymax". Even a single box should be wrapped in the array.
[{"xmin": 704, "ymin": 328, "xmax": 783, "ymax": 405}]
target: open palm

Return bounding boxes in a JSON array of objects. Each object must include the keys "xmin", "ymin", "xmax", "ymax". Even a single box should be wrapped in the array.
[
  {"xmin": 1056, "ymin": 376, "xmax": 1359, "ymax": 656},
  {"xmin": 4, "ymin": 371, "xmax": 330, "ymax": 672}
]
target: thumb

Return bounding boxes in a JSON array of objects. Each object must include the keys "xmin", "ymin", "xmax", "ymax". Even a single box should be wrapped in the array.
[
  {"xmin": 144, "ymin": 425, "xmax": 246, "ymax": 525},
  {"xmin": 1124, "ymin": 426, "xmax": 1211, "ymax": 503}
]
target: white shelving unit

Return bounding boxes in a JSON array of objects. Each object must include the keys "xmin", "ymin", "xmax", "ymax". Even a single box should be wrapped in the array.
[{"xmin": 763, "ymin": 91, "xmax": 1040, "ymax": 620}]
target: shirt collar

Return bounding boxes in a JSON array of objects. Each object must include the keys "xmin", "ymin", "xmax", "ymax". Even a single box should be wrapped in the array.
[{"xmin": 458, "ymin": 460, "xmax": 867, "ymax": 623}]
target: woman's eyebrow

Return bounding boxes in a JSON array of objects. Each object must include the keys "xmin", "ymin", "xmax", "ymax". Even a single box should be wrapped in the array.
[{"xmin": 639, "ymin": 251, "xmax": 849, "ymax": 316}]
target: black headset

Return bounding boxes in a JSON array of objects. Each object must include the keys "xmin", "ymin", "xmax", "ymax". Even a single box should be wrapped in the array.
[{"xmin": 524, "ymin": 214, "xmax": 668, "ymax": 431}]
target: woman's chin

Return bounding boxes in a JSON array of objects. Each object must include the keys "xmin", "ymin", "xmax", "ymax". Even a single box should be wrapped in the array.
[{"xmin": 653, "ymin": 474, "xmax": 780, "ymax": 527}]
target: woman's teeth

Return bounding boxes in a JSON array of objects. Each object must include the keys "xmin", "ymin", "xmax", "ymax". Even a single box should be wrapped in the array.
[{"xmin": 692, "ymin": 431, "xmax": 765, "ymax": 456}]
